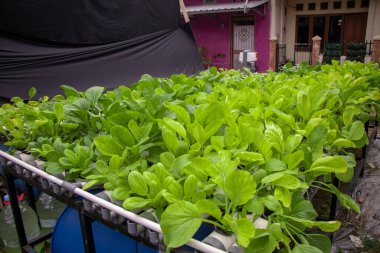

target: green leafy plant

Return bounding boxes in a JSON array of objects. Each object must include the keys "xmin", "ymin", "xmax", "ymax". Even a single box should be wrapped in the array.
[{"xmin": 0, "ymin": 61, "xmax": 379, "ymax": 252}]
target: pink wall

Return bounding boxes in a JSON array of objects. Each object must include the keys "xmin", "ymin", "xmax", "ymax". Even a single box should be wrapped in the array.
[
  {"xmin": 190, "ymin": 13, "xmax": 231, "ymax": 69},
  {"xmin": 185, "ymin": 0, "xmax": 270, "ymax": 72},
  {"xmin": 254, "ymin": 4, "xmax": 270, "ymax": 72}
]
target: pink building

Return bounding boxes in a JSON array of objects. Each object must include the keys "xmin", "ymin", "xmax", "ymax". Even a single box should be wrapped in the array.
[{"xmin": 184, "ymin": 0, "xmax": 270, "ymax": 72}]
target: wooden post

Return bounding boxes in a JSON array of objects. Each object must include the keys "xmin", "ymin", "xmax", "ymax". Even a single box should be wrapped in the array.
[
  {"xmin": 269, "ymin": 37, "xmax": 278, "ymax": 71},
  {"xmin": 372, "ymin": 35, "xmax": 380, "ymax": 64},
  {"xmin": 311, "ymin": 35, "xmax": 322, "ymax": 65}
]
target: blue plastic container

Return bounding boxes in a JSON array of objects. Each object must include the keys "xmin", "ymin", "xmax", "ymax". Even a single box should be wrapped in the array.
[
  {"xmin": 52, "ymin": 207, "xmax": 143, "ymax": 253},
  {"xmin": 52, "ymin": 206, "xmax": 214, "ymax": 253}
]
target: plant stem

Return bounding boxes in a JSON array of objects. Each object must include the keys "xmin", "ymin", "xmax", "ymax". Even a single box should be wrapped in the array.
[{"xmin": 202, "ymin": 219, "xmax": 225, "ymax": 231}]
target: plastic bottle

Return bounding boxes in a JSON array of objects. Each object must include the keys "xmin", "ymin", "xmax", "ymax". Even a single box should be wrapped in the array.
[
  {"xmin": 35, "ymin": 193, "xmax": 66, "ymax": 232},
  {"xmin": 0, "ymin": 194, "xmax": 40, "ymax": 253}
]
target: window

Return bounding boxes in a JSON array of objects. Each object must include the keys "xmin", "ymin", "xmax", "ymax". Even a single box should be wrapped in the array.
[
  {"xmin": 320, "ymin": 2, "xmax": 329, "ymax": 10},
  {"xmin": 328, "ymin": 16, "xmax": 342, "ymax": 43},
  {"xmin": 313, "ymin": 16, "xmax": 326, "ymax": 40},
  {"xmin": 333, "ymin": 1, "xmax": 342, "ymax": 9},
  {"xmin": 296, "ymin": 17, "xmax": 310, "ymax": 43},
  {"xmin": 347, "ymin": 0, "xmax": 355, "ymax": 8},
  {"xmin": 296, "ymin": 15, "xmax": 343, "ymax": 45},
  {"xmin": 361, "ymin": 0, "xmax": 369, "ymax": 7},
  {"xmin": 308, "ymin": 3, "xmax": 316, "ymax": 10},
  {"xmin": 296, "ymin": 3, "xmax": 303, "ymax": 11}
]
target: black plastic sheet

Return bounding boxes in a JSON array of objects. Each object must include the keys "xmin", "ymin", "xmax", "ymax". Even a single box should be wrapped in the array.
[{"xmin": 0, "ymin": 1, "xmax": 201, "ymax": 99}]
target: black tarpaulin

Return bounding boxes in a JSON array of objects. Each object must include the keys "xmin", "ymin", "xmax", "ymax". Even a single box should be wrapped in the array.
[
  {"xmin": 0, "ymin": 0, "xmax": 201, "ymax": 99},
  {"xmin": 0, "ymin": 0, "xmax": 180, "ymax": 44}
]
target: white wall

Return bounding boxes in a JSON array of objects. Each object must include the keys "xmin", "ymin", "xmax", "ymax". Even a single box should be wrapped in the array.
[
  {"xmin": 365, "ymin": 0, "xmax": 380, "ymax": 41},
  {"xmin": 270, "ymin": 0, "xmax": 286, "ymax": 42}
]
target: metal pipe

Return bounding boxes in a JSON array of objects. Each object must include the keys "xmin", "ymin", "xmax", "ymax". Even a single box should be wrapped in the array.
[{"xmin": 0, "ymin": 150, "xmax": 227, "ymax": 253}]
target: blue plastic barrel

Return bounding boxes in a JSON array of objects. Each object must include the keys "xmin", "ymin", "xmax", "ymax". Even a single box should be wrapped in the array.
[
  {"xmin": 52, "ymin": 207, "xmax": 144, "ymax": 253},
  {"xmin": 52, "ymin": 207, "xmax": 214, "ymax": 253}
]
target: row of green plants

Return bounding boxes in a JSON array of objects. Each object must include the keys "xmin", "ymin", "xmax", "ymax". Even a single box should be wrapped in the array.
[{"xmin": 1, "ymin": 61, "xmax": 380, "ymax": 252}]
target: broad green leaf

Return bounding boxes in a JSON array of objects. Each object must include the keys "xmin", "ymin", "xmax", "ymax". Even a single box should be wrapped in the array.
[
  {"xmin": 244, "ymin": 199, "xmax": 264, "ymax": 216},
  {"xmin": 170, "ymin": 154, "xmax": 191, "ymax": 178},
  {"xmin": 162, "ymin": 118, "xmax": 187, "ymax": 141},
  {"xmin": 184, "ymin": 175, "xmax": 198, "ymax": 199},
  {"xmin": 246, "ymin": 233, "xmax": 276, "ymax": 253},
  {"xmin": 306, "ymin": 125, "xmax": 327, "ymax": 152},
  {"xmin": 128, "ymin": 120, "xmax": 150, "ymax": 143},
  {"xmin": 336, "ymin": 155, "xmax": 355, "ymax": 182},
  {"xmin": 262, "ymin": 173, "xmax": 300, "ymax": 189},
  {"xmin": 285, "ymin": 216, "xmax": 340, "ymax": 232},
  {"xmin": 252, "ymin": 129, "xmax": 273, "ymax": 161},
  {"xmin": 163, "ymin": 177, "xmax": 183, "ymax": 200},
  {"xmin": 111, "ymin": 125, "xmax": 135, "ymax": 147},
  {"xmin": 270, "ymin": 108, "xmax": 296, "ymax": 130},
  {"xmin": 194, "ymin": 102, "xmax": 226, "ymax": 127},
  {"xmin": 261, "ymin": 172, "xmax": 286, "ymax": 184},
  {"xmin": 326, "ymin": 184, "xmax": 360, "ymax": 213},
  {"xmin": 284, "ymin": 134, "xmax": 303, "ymax": 154},
  {"xmin": 29, "ymin": 87, "xmax": 37, "ymax": 99},
  {"xmin": 3, "ymin": 118, "xmax": 15, "ymax": 131},
  {"xmin": 347, "ymin": 121, "xmax": 365, "ymax": 141},
  {"xmin": 191, "ymin": 122, "xmax": 206, "ymax": 145},
  {"xmin": 234, "ymin": 151, "xmax": 265, "ymax": 166},
  {"xmin": 160, "ymin": 152, "xmax": 175, "ymax": 169},
  {"xmin": 112, "ymin": 186, "xmax": 130, "ymax": 200},
  {"xmin": 230, "ymin": 218, "xmax": 255, "ymax": 248},
  {"xmin": 287, "ymin": 196, "xmax": 317, "ymax": 220},
  {"xmin": 182, "ymin": 157, "xmax": 211, "ymax": 181},
  {"xmin": 283, "ymin": 150, "xmax": 304, "ymax": 170},
  {"xmin": 54, "ymin": 103, "xmax": 64, "ymax": 122},
  {"xmin": 252, "ymin": 169, "xmax": 267, "ymax": 185},
  {"xmin": 109, "ymin": 155, "xmax": 122, "ymax": 171},
  {"xmin": 204, "ymin": 119, "xmax": 224, "ymax": 140},
  {"xmin": 305, "ymin": 118, "xmax": 328, "ymax": 137},
  {"xmin": 128, "ymin": 171, "xmax": 148, "ymax": 196},
  {"xmin": 331, "ymin": 138, "xmax": 356, "ymax": 148},
  {"xmin": 297, "ymin": 91, "xmax": 310, "ymax": 119},
  {"xmin": 123, "ymin": 197, "xmax": 151, "ymax": 210},
  {"xmin": 265, "ymin": 122, "xmax": 284, "ymax": 153},
  {"xmin": 94, "ymin": 136, "xmax": 123, "ymax": 156},
  {"xmin": 195, "ymin": 199, "xmax": 222, "ymax": 221},
  {"xmin": 308, "ymin": 156, "xmax": 347, "ymax": 174},
  {"xmin": 164, "ymin": 102, "xmax": 191, "ymax": 126},
  {"xmin": 60, "ymin": 85, "xmax": 80, "ymax": 97},
  {"xmin": 335, "ymin": 164, "xmax": 354, "ymax": 182},
  {"xmin": 265, "ymin": 158, "xmax": 287, "ymax": 172},
  {"xmin": 161, "ymin": 201, "xmax": 202, "ymax": 249},
  {"xmin": 85, "ymin": 86, "xmax": 104, "ymax": 104},
  {"xmin": 225, "ymin": 170, "xmax": 256, "ymax": 206},
  {"xmin": 299, "ymin": 234, "xmax": 331, "ymax": 253},
  {"xmin": 291, "ymin": 244, "xmax": 323, "ymax": 253},
  {"xmin": 343, "ymin": 107, "xmax": 356, "ymax": 125},
  {"xmin": 162, "ymin": 126, "xmax": 179, "ymax": 155},
  {"xmin": 274, "ymin": 186, "xmax": 291, "ymax": 207},
  {"xmin": 210, "ymin": 136, "xmax": 225, "ymax": 151},
  {"xmin": 263, "ymin": 195, "xmax": 283, "ymax": 214},
  {"xmin": 271, "ymin": 174, "xmax": 301, "ymax": 189},
  {"xmin": 64, "ymin": 149, "xmax": 78, "ymax": 164}
]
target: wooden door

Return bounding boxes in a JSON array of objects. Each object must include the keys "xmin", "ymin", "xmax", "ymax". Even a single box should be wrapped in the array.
[
  {"xmin": 232, "ymin": 17, "xmax": 254, "ymax": 69},
  {"xmin": 342, "ymin": 13, "xmax": 367, "ymax": 53}
]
